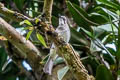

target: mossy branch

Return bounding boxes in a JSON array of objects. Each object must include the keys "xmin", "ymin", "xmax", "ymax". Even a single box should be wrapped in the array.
[
  {"xmin": 37, "ymin": 21, "xmax": 95, "ymax": 80},
  {"xmin": 43, "ymin": 0, "xmax": 53, "ymax": 24}
]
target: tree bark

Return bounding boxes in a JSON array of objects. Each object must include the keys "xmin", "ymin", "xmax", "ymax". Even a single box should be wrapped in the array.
[
  {"xmin": 43, "ymin": 0, "xmax": 53, "ymax": 24},
  {"xmin": 0, "ymin": 18, "xmax": 42, "ymax": 77},
  {"xmin": 0, "ymin": 3, "xmax": 33, "ymax": 22}
]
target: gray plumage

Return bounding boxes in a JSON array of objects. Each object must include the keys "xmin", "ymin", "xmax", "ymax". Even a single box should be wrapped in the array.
[{"xmin": 43, "ymin": 16, "xmax": 70, "ymax": 75}]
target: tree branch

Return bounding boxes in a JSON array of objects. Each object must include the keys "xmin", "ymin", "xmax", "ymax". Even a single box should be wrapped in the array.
[
  {"xmin": 43, "ymin": 0, "xmax": 53, "ymax": 24},
  {"xmin": 0, "ymin": 3, "xmax": 33, "ymax": 22},
  {"xmin": 58, "ymin": 44, "xmax": 95, "ymax": 80},
  {"xmin": 3, "ymin": 41, "xmax": 37, "ymax": 80},
  {"xmin": 0, "ymin": 18, "xmax": 42, "ymax": 77},
  {"xmin": 37, "ymin": 21, "xmax": 95, "ymax": 80}
]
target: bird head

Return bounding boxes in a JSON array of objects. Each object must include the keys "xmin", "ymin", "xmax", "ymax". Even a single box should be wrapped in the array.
[{"xmin": 59, "ymin": 16, "xmax": 67, "ymax": 25}]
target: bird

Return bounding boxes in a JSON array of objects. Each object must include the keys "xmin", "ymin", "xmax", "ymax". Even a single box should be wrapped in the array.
[{"xmin": 43, "ymin": 16, "xmax": 71, "ymax": 75}]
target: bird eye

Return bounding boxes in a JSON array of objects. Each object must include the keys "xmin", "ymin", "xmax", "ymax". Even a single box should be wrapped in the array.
[
  {"xmin": 59, "ymin": 16, "xmax": 67, "ymax": 24},
  {"xmin": 61, "ymin": 17, "xmax": 66, "ymax": 24}
]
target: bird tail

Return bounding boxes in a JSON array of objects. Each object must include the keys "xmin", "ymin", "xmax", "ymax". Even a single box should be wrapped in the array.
[{"xmin": 43, "ymin": 55, "xmax": 58, "ymax": 75}]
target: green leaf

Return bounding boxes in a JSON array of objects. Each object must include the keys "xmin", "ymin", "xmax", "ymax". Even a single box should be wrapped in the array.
[
  {"xmin": 24, "ymin": 20, "xmax": 33, "ymax": 26},
  {"xmin": 101, "ymin": 8, "xmax": 118, "ymax": 20},
  {"xmin": 5, "ymin": 76, "xmax": 17, "ymax": 80},
  {"xmin": 82, "ymin": 57, "xmax": 99, "ymax": 76},
  {"xmin": 57, "ymin": 66, "xmax": 69, "ymax": 80},
  {"xmin": 103, "ymin": 34, "xmax": 115, "ymax": 44},
  {"xmin": 116, "ymin": 10, "xmax": 120, "ymax": 16},
  {"xmin": 20, "ymin": 20, "xmax": 33, "ymax": 26},
  {"xmin": 19, "ymin": 77, "xmax": 26, "ymax": 80},
  {"xmin": 117, "ymin": 70, "xmax": 120, "ymax": 76},
  {"xmin": 81, "ymin": 28, "xmax": 94, "ymax": 39},
  {"xmin": 35, "ymin": 18, "xmax": 40, "ymax": 24},
  {"xmin": 26, "ymin": 30, "xmax": 33, "ymax": 40},
  {"xmin": 89, "ymin": 13, "xmax": 108, "ymax": 25},
  {"xmin": 69, "ymin": 0, "xmax": 79, "ymax": 5},
  {"xmin": 22, "ymin": 26, "xmax": 34, "ymax": 31},
  {"xmin": 97, "ymin": 24, "xmax": 117, "ymax": 32},
  {"xmin": 96, "ymin": 65, "xmax": 114, "ymax": 80},
  {"xmin": 103, "ymin": 53, "xmax": 115, "ymax": 65},
  {"xmin": 41, "ymin": 54, "xmax": 50, "ymax": 64},
  {"xmin": 36, "ymin": 33, "xmax": 47, "ymax": 47},
  {"xmin": 116, "ymin": 24, "xmax": 120, "ymax": 58},
  {"xmin": 98, "ymin": 0, "xmax": 120, "ymax": 10},
  {"xmin": 93, "ymin": 27, "xmax": 108, "ymax": 39},
  {"xmin": 1, "ymin": 62, "xmax": 19, "ymax": 80},
  {"xmin": 14, "ymin": 0, "xmax": 25, "ymax": 11},
  {"xmin": 70, "ymin": 27, "xmax": 89, "ymax": 45},
  {"xmin": 19, "ymin": 21, "xmax": 25, "ymax": 25},
  {"xmin": 54, "ymin": 57, "xmax": 64, "ymax": 65},
  {"xmin": 93, "ymin": 39, "xmax": 115, "ymax": 61},
  {"xmin": 67, "ymin": 1, "xmax": 98, "ymax": 31},
  {"xmin": 116, "ymin": 10, "xmax": 120, "ymax": 58},
  {"xmin": 0, "ymin": 47, "xmax": 7, "ymax": 72}
]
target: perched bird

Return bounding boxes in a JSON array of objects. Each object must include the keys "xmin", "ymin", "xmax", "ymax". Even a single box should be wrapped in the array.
[{"xmin": 43, "ymin": 16, "xmax": 71, "ymax": 75}]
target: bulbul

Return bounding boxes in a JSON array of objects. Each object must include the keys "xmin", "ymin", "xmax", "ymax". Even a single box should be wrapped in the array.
[{"xmin": 43, "ymin": 16, "xmax": 70, "ymax": 75}]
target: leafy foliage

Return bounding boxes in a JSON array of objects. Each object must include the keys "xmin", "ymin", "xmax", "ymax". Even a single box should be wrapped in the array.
[
  {"xmin": 57, "ymin": 66, "xmax": 69, "ymax": 80},
  {"xmin": 96, "ymin": 65, "xmax": 114, "ymax": 80},
  {"xmin": 36, "ymin": 33, "xmax": 47, "ymax": 47},
  {"xmin": 0, "ymin": 0, "xmax": 120, "ymax": 80},
  {"xmin": 0, "ymin": 47, "xmax": 7, "ymax": 72}
]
